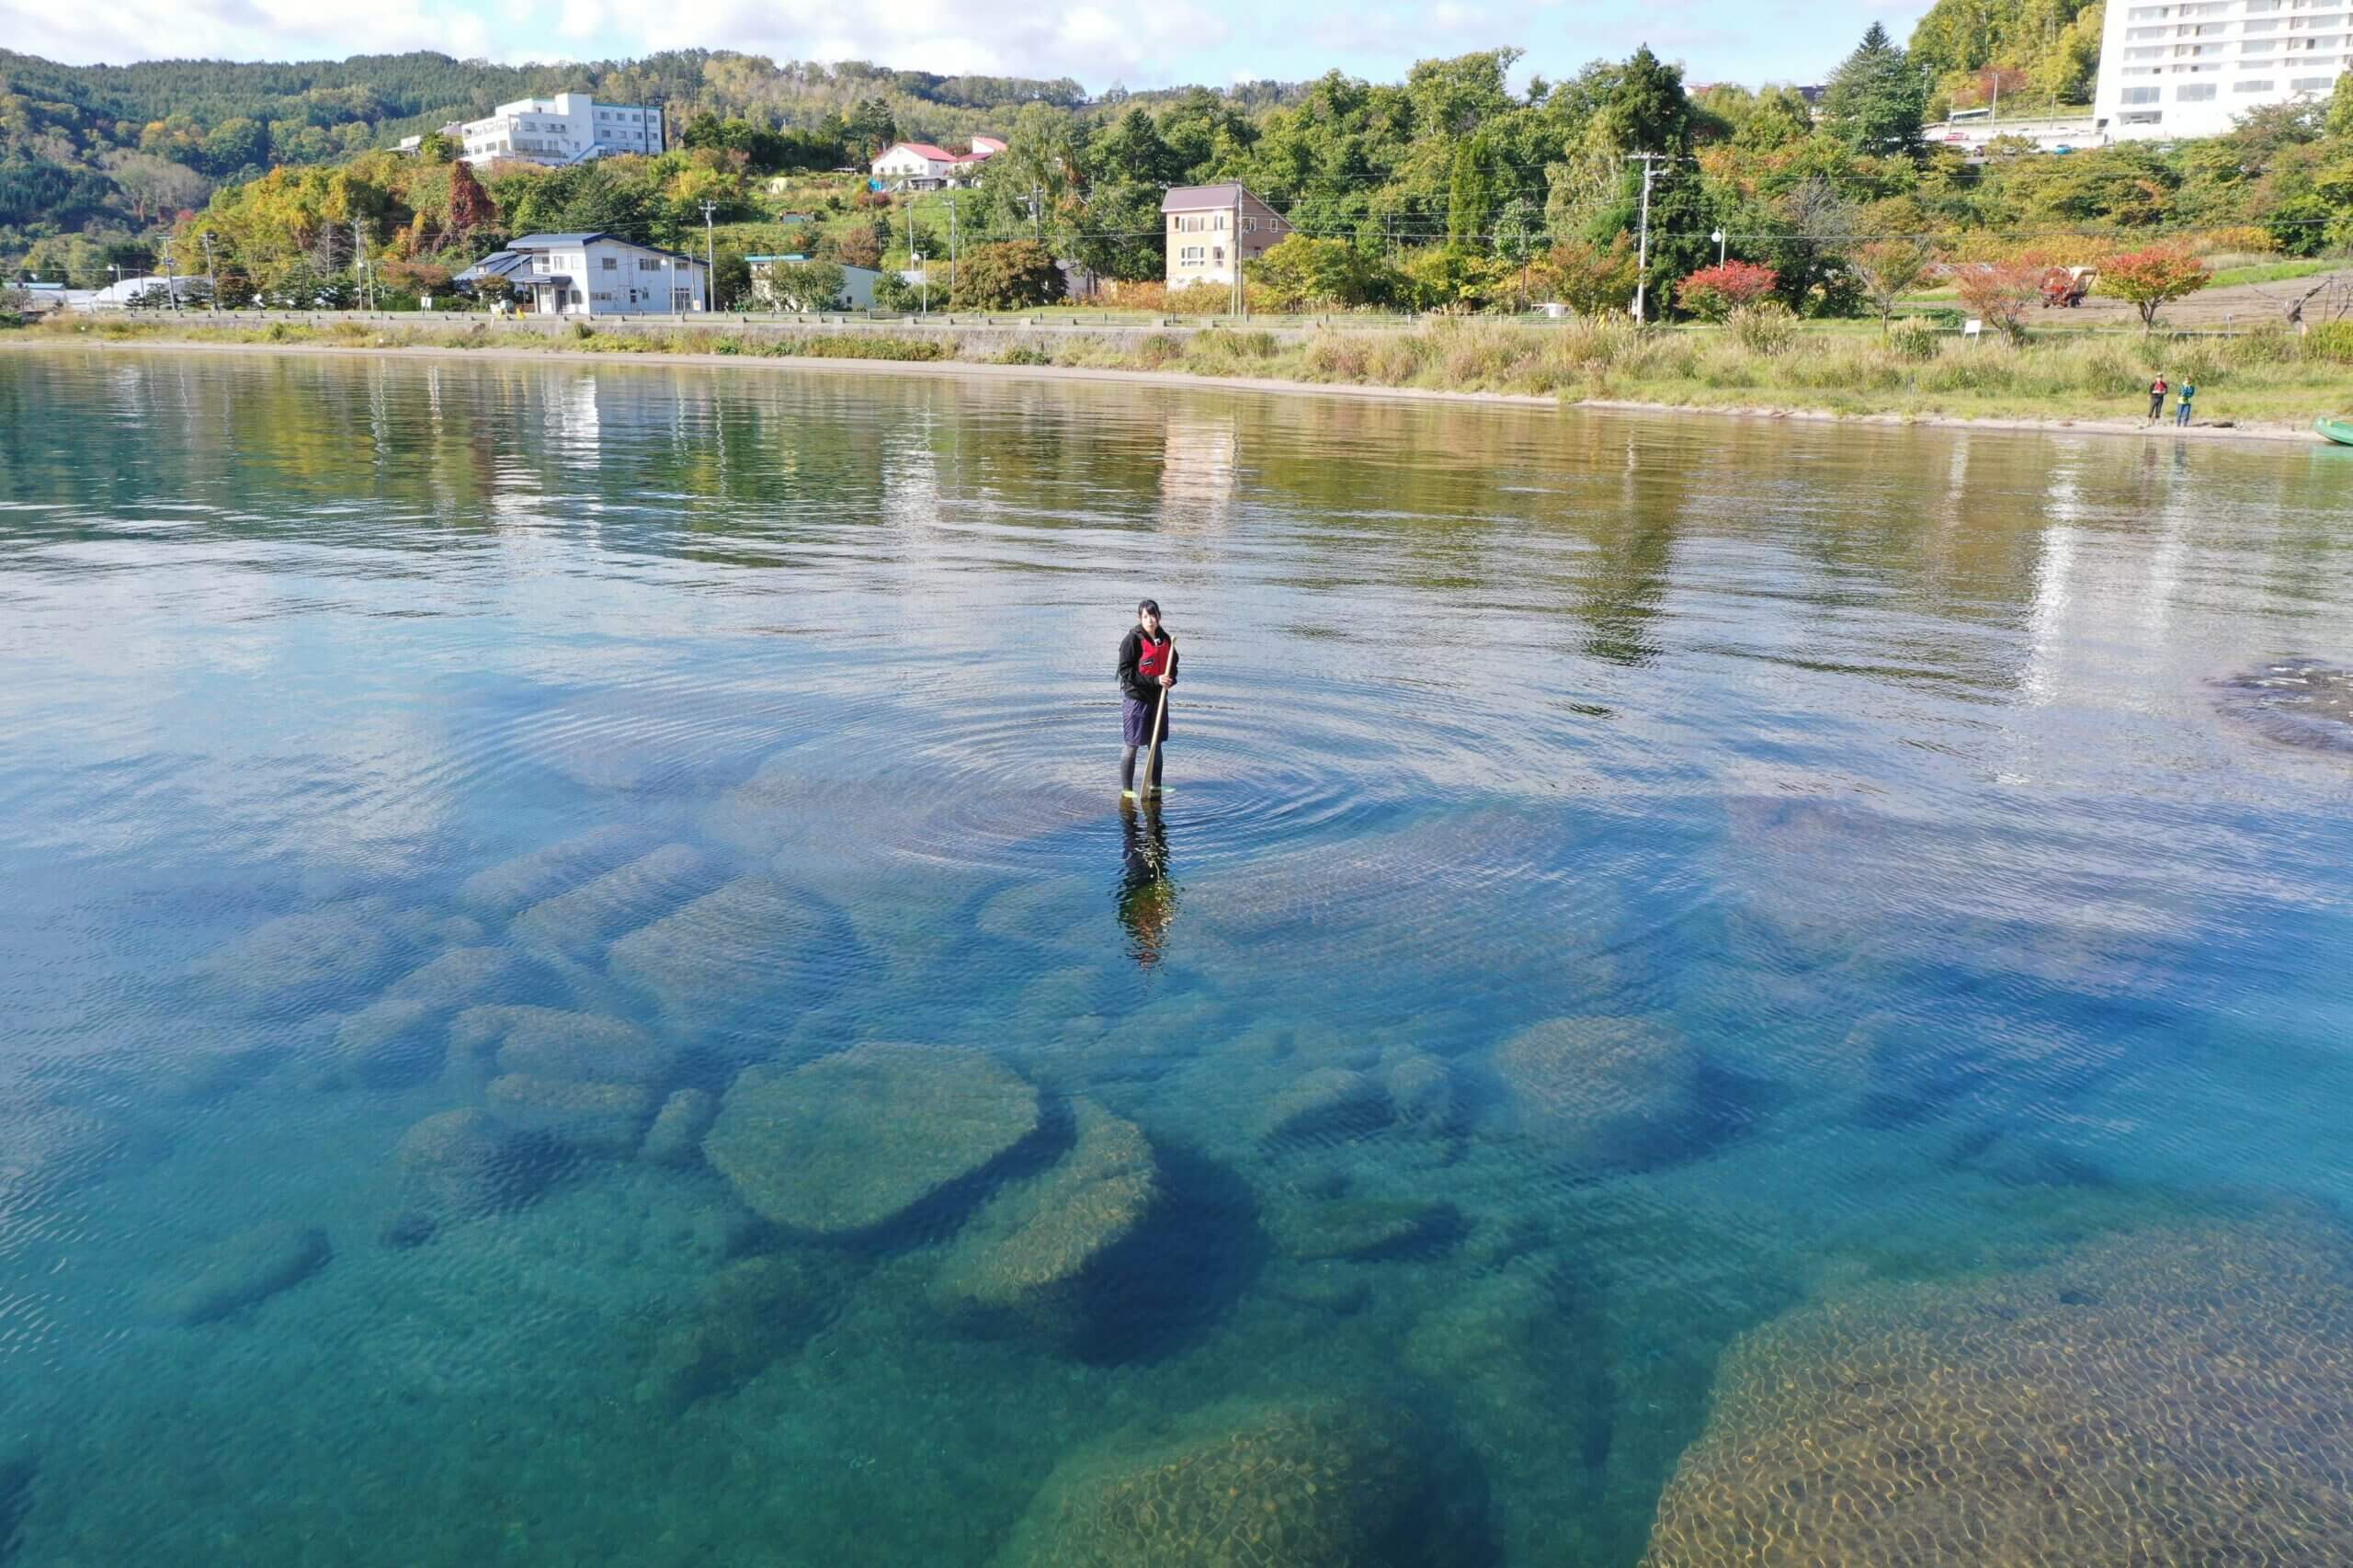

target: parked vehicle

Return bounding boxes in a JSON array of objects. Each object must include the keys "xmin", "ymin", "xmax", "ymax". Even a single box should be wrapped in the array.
[{"xmin": 2040, "ymin": 267, "xmax": 2097, "ymax": 308}]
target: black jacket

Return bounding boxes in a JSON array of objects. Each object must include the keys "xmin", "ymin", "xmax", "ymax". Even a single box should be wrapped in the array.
[{"xmin": 1116, "ymin": 627, "xmax": 1177, "ymax": 705}]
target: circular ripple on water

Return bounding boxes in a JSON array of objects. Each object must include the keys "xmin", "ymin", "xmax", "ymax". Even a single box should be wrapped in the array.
[
  {"xmin": 2212, "ymin": 657, "xmax": 2353, "ymax": 755},
  {"xmin": 714, "ymin": 674, "xmax": 1432, "ymax": 881}
]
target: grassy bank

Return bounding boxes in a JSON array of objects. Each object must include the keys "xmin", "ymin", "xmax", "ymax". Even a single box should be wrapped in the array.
[{"xmin": 18, "ymin": 313, "xmax": 2353, "ymax": 430}]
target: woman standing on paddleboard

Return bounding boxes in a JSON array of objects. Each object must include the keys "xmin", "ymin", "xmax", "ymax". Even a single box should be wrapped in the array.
[{"xmin": 1117, "ymin": 598, "xmax": 1177, "ymax": 799}]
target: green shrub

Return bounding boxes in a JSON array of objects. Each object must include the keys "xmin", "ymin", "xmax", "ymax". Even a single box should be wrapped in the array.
[
  {"xmin": 991, "ymin": 343, "xmax": 1052, "ymax": 365},
  {"xmin": 1190, "ymin": 328, "xmax": 1279, "ymax": 359},
  {"xmin": 2303, "ymin": 322, "xmax": 2353, "ymax": 363},
  {"xmin": 1727, "ymin": 302, "xmax": 1800, "ymax": 357},
  {"xmin": 1887, "ymin": 318, "xmax": 1941, "ymax": 362},
  {"xmin": 1132, "ymin": 332, "xmax": 1187, "ymax": 369}
]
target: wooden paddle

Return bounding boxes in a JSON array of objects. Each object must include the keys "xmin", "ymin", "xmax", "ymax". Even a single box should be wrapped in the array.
[{"xmin": 1141, "ymin": 635, "xmax": 1173, "ymax": 798}]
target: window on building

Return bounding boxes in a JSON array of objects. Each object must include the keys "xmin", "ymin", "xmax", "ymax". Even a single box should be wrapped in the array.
[
  {"xmin": 2178, "ymin": 81, "xmax": 2220, "ymax": 97},
  {"xmin": 602, "ymin": 256, "xmax": 618, "ymax": 271},
  {"xmin": 571, "ymin": 290, "xmax": 584, "ymax": 306},
  {"xmin": 2237, "ymin": 76, "xmax": 2278, "ymax": 88},
  {"xmin": 640, "ymin": 257, "xmax": 661, "ymax": 271},
  {"xmin": 2120, "ymin": 109, "xmax": 2165, "ymax": 122},
  {"xmin": 1179, "ymin": 245, "xmax": 1205, "ymax": 264},
  {"xmin": 2122, "ymin": 85, "xmax": 2164, "ymax": 102},
  {"xmin": 2292, "ymin": 73, "xmax": 2336, "ymax": 85},
  {"xmin": 1243, "ymin": 216, "xmax": 1257, "ymax": 233},
  {"xmin": 2130, "ymin": 3, "xmax": 2167, "ymax": 13}
]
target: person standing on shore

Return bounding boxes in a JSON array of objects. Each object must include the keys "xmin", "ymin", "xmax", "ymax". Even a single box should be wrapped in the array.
[
  {"xmin": 1117, "ymin": 599, "xmax": 1177, "ymax": 799},
  {"xmin": 2176, "ymin": 378, "xmax": 2197, "ymax": 427},
  {"xmin": 2147, "ymin": 375, "xmax": 2169, "ymax": 424}
]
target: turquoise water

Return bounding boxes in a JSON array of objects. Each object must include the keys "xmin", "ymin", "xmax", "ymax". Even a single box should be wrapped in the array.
[{"xmin": 4, "ymin": 346, "xmax": 2353, "ymax": 1564}]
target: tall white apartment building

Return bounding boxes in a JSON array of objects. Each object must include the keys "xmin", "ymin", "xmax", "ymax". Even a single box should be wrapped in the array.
[
  {"xmin": 460, "ymin": 94, "xmax": 664, "ymax": 167},
  {"xmin": 2096, "ymin": 0, "xmax": 2350, "ymax": 140}
]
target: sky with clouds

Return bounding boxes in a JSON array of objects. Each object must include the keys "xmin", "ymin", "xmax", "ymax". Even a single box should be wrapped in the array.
[{"xmin": 3, "ymin": 0, "xmax": 1938, "ymax": 94}]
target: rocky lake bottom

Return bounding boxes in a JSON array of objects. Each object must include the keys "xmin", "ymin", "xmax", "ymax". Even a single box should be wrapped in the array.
[{"xmin": 4, "ymin": 347, "xmax": 2353, "ymax": 1564}]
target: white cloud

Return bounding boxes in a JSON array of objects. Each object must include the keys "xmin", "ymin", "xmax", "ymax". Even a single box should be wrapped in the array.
[
  {"xmin": 4, "ymin": 0, "xmax": 493, "ymax": 67},
  {"xmin": 631, "ymin": 0, "xmax": 1230, "ymax": 84}
]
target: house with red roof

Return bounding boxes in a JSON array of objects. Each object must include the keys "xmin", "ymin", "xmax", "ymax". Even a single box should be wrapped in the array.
[{"xmin": 871, "ymin": 137, "xmax": 1003, "ymax": 190}]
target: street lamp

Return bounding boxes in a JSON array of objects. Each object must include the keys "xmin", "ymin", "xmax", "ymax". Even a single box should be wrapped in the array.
[{"xmin": 1711, "ymin": 228, "xmax": 1727, "ymax": 267}]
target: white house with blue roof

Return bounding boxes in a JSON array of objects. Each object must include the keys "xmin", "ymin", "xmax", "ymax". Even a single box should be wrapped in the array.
[{"xmin": 455, "ymin": 233, "xmax": 707, "ymax": 316}]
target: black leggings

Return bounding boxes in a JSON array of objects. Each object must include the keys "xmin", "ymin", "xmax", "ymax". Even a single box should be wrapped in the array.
[{"xmin": 1120, "ymin": 744, "xmax": 1165, "ymax": 791}]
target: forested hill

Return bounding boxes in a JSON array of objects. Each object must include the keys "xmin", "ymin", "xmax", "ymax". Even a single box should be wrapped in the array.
[{"xmin": 0, "ymin": 48, "xmax": 1140, "ymax": 253}]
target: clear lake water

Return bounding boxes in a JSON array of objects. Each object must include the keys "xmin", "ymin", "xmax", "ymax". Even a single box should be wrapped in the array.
[{"xmin": 3, "ymin": 346, "xmax": 2353, "ymax": 1565}]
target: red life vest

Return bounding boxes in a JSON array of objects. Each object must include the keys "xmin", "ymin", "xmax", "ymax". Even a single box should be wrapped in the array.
[{"xmin": 1137, "ymin": 633, "xmax": 1171, "ymax": 682}]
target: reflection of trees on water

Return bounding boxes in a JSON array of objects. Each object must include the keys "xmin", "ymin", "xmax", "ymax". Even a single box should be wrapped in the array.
[{"xmin": 1115, "ymin": 800, "xmax": 1177, "ymax": 969}]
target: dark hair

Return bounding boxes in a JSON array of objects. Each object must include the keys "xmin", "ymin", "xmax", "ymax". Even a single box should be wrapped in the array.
[{"xmin": 1137, "ymin": 598, "xmax": 1161, "ymax": 616}]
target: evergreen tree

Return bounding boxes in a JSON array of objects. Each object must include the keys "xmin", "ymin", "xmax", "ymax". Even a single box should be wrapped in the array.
[
  {"xmin": 1448, "ymin": 131, "xmax": 1502, "ymax": 250},
  {"xmin": 1824, "ymin": 25, "xmax": 1925, "ymax": 157}
]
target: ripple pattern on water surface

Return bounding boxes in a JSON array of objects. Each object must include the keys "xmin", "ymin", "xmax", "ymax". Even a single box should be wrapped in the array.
[{"xmin": 4, "ymin": 351, "xmax": 2353, "ymax": 1568}]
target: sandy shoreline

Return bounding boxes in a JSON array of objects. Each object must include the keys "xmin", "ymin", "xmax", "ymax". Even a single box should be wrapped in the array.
[{"xmin": 6, "ymin": 334, "xmax": 2334, "ymax": 446}]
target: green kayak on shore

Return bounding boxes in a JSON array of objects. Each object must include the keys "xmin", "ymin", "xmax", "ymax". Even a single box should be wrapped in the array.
[{"xmin": 2318, "ymin": 417, "xmax": 2353, "ymax": 447}]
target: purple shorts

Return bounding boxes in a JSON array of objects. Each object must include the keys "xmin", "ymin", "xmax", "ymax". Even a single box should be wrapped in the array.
[{"xmin": 1122, "ymin": 695, "xmax": 1169, "ymax": 747}]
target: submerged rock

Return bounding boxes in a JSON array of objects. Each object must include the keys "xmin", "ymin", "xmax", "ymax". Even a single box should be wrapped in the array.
[
  {"xmin": 705, "ymin": 1043, "xmax": 1040, "ymax": 1236},
  {"xmin": 393, "ymin": 1108, "xmax": 556, "ymax": 1225},
  {"xmin": 485, "ymin": 1074, "xmax": 659, "ymax": 1156},
  {"xmin": 607, "ymin": 874, "xmax": 843, "ymax": 1015},
  {"xmin": 634, "ymin": 1252, "xmax": 849, "ymax": 1414},
  {"xmin": 1383, "ymin": 1052, "xmax": 1459, "ymax": 1135},
  {"xmin": 1491, "ymin": 1016, "xmax": 1698, "ymax": 1170},
  {"xmin": 1260, "ymin": 1068, "xmax": 1392, "ymax": 1148},
  {"xmin": 511, "ymin": 844, "xmax": 713, "ymax": 955},
  {"xmin": 930, "ymin": 1100, "xmax": 1158, "ymax": 1335},
  {"xmin": 641, "ymin": 1087, "xmax": 721, "ymax": 1166},
  {"xmin": 2212, "ymin": 656, "xmax": 2353, "ymax": 755},
  {"xmin": 316, "ymin": 998, "xmax": 444, "ymax": 1090},
  {"xmin": 154, "ymin": 1221, "xmax": 331, "ymax": 1325},
  {"xmin": 383, "ymin": 945, "xmax": 523, "ymax": 1009},
  {"xmin": 448, "ymin": 1005, "xmax": 675, "ymax": 1087},
  {"xmin": 1640, "ymin": 1214, "xmax": 2353, "ymax": 1567},
  {"xmin": 197, "ymin": 907, "xmax": 395, "ymax": 1017},
  {"xmin": 455, "ymin": 824, "xmax": 652, "ymax": 916},
  {"xmin": 1263, "ymin": 1187, "xmax": 1454, "ymax": 1262},
  {"xmin": 996, "ymin": 1396, "xmax": 1459, "ymax": 1567}
]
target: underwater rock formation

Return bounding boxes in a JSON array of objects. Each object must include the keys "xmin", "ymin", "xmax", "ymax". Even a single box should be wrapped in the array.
[
  {"xmin": 641, "ymin": 1087, "xmax": 720, "ymax": 1166},
  {"xmin": 1491, "ymin": 1016, "xmax": 1698, "ymax": 1170},
  {"xmin": 449, "ymin": 1005, "xmax": 676, "ymax": 1088},
  {"xmin": 1262, "ymin": 1189, "xmax": 1453, "ymax": 1263},
  {"xmin": 454, "ymin": 824, "xmax": 653, "ymax": 916},
  {"xmin": 607, "ymin": 874, "xmax": 838, "ymax": 1016},
  {"xmin": 705, "ymin": 1043, "xmax": 1040, "ymax": 1236},
  {"xmin": 317, "ymin": 998, "xmax": 443, "ymax": 1090},
  {"xmin": 392, "ymin": 1108, "xmax": 556, "ymax": 1229},
  {"xmin": 197, "ymin": 906, "xmax": 396, "ymax": 1016},
  {"xmin": 633, "ymin": 1252, "xmax": 849, "ymax": 1414},
  {"xmin": 485, "ymin": 1074, "xmax": 659, "ymax": 1156},
  {"xmin": 930, "ymin": 1100, "xmax": 1158, "ymax": 1335},
  {"xmin": 510, "ymin": 844, "xmax": 713, "ymax": 955},
  {"xmin": 995, "ymin": 1396, "xmax": 1459, "ymax": 1567},
  {"xmin": 383, "ymin": 945, "xmax": 523, "ymax": 1009},
  {"xmin": 1382, "ymin": 1052, "xmax": 1458, "ymax": 1135},
  {"xmin": 2212, "ymin": 657, "xmax": 2353, "ymax": 755},
  {"xmin": 1640, "ymin": 1214, "xmax": 2353, "ymax": 1567},
  {"xmin": 154, "ymin": 1221, "xmax": 331, "ymax": 1324},
  {"xmin": 1260, "ymin": 1069, "xmax": 1392, "ymax": 1148}
]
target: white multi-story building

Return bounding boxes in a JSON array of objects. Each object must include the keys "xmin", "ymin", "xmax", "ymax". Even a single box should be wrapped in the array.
[
  {"xmin": 455, "ymin": 233, "xmax": 707, "ymax": 315},
  {"xmin": 2096, "ymin": 0, "xmax": 2351, "ymax": 140},
  {"xmin": 460, "ymin": 94, "xmax": 664, "ymax": 167}
]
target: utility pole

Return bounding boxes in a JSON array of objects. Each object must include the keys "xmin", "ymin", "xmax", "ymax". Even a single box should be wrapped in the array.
[
  {"xmin": 201, "ymin": 231, "xmax": 220, "ymax": 311},
  {"xmin": 946, "ymin": 197, "xmax": 958, "ymax": 301},
  {"xmin": 1626, "ymin": 153, "xmax": 1666, "ymax": 324},
  {"xmin": 1232, "ymin": 187, "xmax": 1245, "ymax": 319},
  {"xmin": 1030, "ymin": 185, "xmax": 1042, "ymax": 241},
  {"xmin": 352, "ymin": 216, "xmax": 369, "ymax": 311},
  {"xmin": 701, "ymin": 199, "xmax": 717, "ymax": 312}
]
